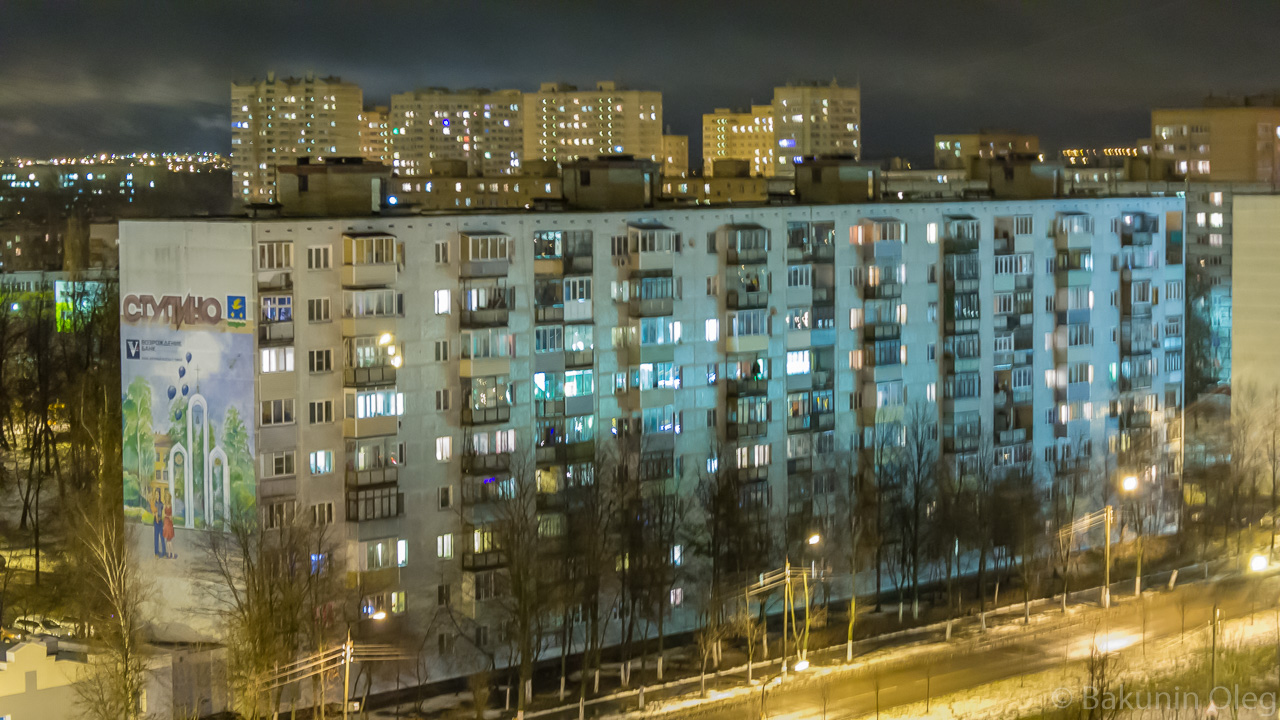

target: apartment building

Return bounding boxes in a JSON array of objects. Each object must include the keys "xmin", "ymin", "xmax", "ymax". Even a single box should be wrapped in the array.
[
  {"xmin": 772, "ymin": 81, "xmax": 861, "ymax": 176},
  {"xmin": 1227, "ymin": 195, "xmax": 1280, "ymax": 402},
  {"xmin": 662, "ymin": 134, "xmax": 689, "ymax": 178},
  {"xmin": 702, "ymin": 105, "xmax": 776, "ymax": 177},
  {"xmin": 358, "ymin": 106, "xmax": 391, "ymax": 165},
  {"xmin": 231, "ymin": 73, "xmax": 364, "ymax": 203},
  {"xmin": 934, "ymin": 131, "xmax": 1040, "ymax": 170},
  {"xmin": 522, "ymin": 82, "xmax": 662, "ymax": 165},
  {"xmin": 1149, "ymin": 98, "xmax": 1280, "ymax": 183},
  {"xmin": 118, "ymin": 192, "xmax": 1184, "ymax": 681},
  {"xmin": 388, "ymin": 89, "xmax": 524, "ymax": 177}
]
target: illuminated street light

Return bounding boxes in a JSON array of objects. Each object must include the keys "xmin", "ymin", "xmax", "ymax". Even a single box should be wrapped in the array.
[
  {"xmin": 807, "ymin": 533, "xmax": 821, "ymax": 546},
  {"xmin": 793, "ymin": 659, "xmax": 810, "ymax": 672},
  {"xmin": 377, "ymin": 332, "xmax": 393, "ymax": 346},
  {"xmin": 1121, "ymin": 475, "xmax": 1138, "ymax": 493},
  {"xmin": 370, "ymin": 611, "xmax": 387, "ymax": 621},
  {"xmin": 1251, "ymin": 554, "xmax": 1268, "ymax": 573},
  {"xmin": 390, "ymin": 355, "xmax": 403, "ymax": 368}
]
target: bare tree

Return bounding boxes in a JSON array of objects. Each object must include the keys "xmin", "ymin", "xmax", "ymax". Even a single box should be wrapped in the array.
[
  {"xmin": 731, "ymin": 607, "xmax": 764, "ymax": 684},
  {"xmin": 72, "ymin": 501, "xmax": 150, "ymax": 720},
  {"xmin": 899, "ymin": 403, "xmax": 937, "ymax": 618}
]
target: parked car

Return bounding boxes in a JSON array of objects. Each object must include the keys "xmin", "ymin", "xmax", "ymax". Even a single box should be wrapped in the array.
[{"xmin": 15, "ymin": 615, "xmax": 67, "ymax": 637}]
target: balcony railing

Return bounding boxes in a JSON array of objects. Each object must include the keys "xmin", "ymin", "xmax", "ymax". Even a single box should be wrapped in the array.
[
  {"xmin": 728, "ymin": 247, "xmax": 769, "ymax": 264},
  {"xmin": 461, "ymin": 452, "xmax": 510, "ymax": 474},
  {"xmin": 629, "ymin": 297, "xmax": 674, "ymax": 317},
  {"xmin": 345, "ymin": 484, "xmax": 404, "ymax": 522},
  {"xmin": 727, "ymin": 377, "xmax": 769, "ymax": 396},
  {"xmin": 564, "ymin": 349, "xmax": 594, "ymax": 368},
  {"xmin": 727, "ymin": 290, "xmax": 768, "ymax": 309},
  {"xmin": 461, "ymin": 405, "xmax": 512, "ymax": 425},
  {"xmin": 861, "ymin": 282, "xmax": 902, "ymax": 300},
  {"xmin": 462, "ymin": 551, "xmax": 505, "ymax": 571},
  {"xmin": 787, "ymin": 413, "xmax": 834, "ymax": 433},
  {"xmin": 344, "ymin": 366, "xmax": 397, "ymax": 387},
  {"xmin": 460, "ymin": 307, "xmax": 511, "ymax": 328},
  {"xmin": 258, "ymin": 321, "xmax": 294, "ymax": 346},
  {"xmin": 728, "ymin": 421, "xmax": 768, "ymax": 440}
]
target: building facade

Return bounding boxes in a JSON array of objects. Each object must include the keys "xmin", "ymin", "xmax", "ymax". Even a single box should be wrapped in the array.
[
  {"xmin": 231, "ymin": 74, "xmax": 364, "ymax": 203},
  {"xmin": 661, "ymin": 134, "xmax": 689, "ymax": 178},
  {"xmin": 1150, "ymin": 101, "xmax": 1280, "ymax": 183},
  {"xmin": 522, "ymin": 82, "xmax": 662, "ymax": 165},
  {"xmin": 119, "ymin": 194, "xmax": 1184, "ymax": 681},
  {"xmin": 358, "ymin": 106, "xmax": 391, "ymax": 165},
  {"xmin": 771, "ymin": 82, "xmax": 861, "ymax": 176},
  {"xmin": 388, "ymin": 89, "xmax": 524, "ymax": 177},
  {"xmin": 934, "ymin": 132, "xmax": 1040, "ymax": 170},
  {"xmin": 702, "ymin": 105, "xmax": 776, "ymax": 177}
]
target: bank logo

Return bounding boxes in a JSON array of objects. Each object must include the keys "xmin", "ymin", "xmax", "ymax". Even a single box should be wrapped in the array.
[
  {"xmin": 226, "ymin": 295, "xmax": 247, "ymax": 327},
  {"xmin": 126, "ymin": 339, "xmax": 141, "ymax": 360}
]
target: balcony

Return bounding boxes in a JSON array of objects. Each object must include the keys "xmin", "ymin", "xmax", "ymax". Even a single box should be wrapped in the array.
[
  {"xmin": 535, "ymin": 440, "xmax": 595, "ymax": 464},
  {"xmin": 564, "ymin": 349, "xmax": 594, "ymax": 368},
  {"xmin": 344, "ymin": 366, "xmax": 397, "ymax": 387},
  {"xmin": 997, "ymin": 428, "xmax": 1028, "ymax": 446},
  {"xmin": 864, "ymin": 323, "xmax": 901, "ymax": 341},
  {"xmin": 342, "ymin": 262, "xmax": 397, "ymax": 288},
  {"xmin": 346, "ymin": 465, "xmax": 398, "ymax": 488},
  {"xmin": 565, "ymin": 252, "xmax": 593, "ymax": 273},
  {"xmin": 258, "ymin": 320, "xmax": 294, "ymax": 346},
  {"xmin": 727, "ymin": 290, "xmax": 768, "ymax": 309},
  {"xmin": 258, "ymin": 270, "xmax": 293, "ymax": 292},
  {"xmin": 629, "ymin": 297, "xmax": 674, "ymax": 317},
  {"xmin": 787, "ymin": 456, "xmax": 812, "ymax": 475},
  {"xmin": 345, "ymin": 483, "xmax": 404, "ymax": 522},
  {"xmin": 460, "ymin": 307, "xmax": 511, "ymax": 327},
  {"xmin": 462, "ymin": 404, "xmax": 512, "ymax": 426},
  {"xmin": 344, "ymin": 413, "xmax": 399, "ymax": 439},
  {"xmin": 728, "ymin": 247, "xmax": 768, "ymax": 264},
  {"xmin": 535, "ymin": 305, "xmax": 564, "ymax": 323},
  {"xmin": 787, "ymin": 413, "xmax": 835, "ymax": 433},
  {"xmin": 460, "ymin": 256, "xmax": 510, "ymax": 278},
  {"xmin": 728, "ymin": 421, "xmax": 768, "ymax": 440},
  {"xmin": 727, "ymin": 377, "xmax": 769, "ymax": 396},
  {"xmin": 462, "ymin": 475, "xmax": 510, "ymax": 506},
  {"xmin": 735, "ymin": 466, "xmax": 769, "ymax": 483},
  {"xmin": 462, "ymin": 551, "xmax": 505, "ymax": 571},
  {"xmin": 461, "ymin": 452, "xmax": 510, "ymax": 474},
  {"xmin": 861, "ymin": 282, "xmax": 901, "ymax": 300}
]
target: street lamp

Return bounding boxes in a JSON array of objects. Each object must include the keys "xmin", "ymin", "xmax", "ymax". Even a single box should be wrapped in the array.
[
  {"xmin": 808, "ymin": 533, "xmax": 821, "ymax": 546},
  {"xmin": 1251, "ymin": 554, "xmax": 1268, "ymax": 573},
  {"xmin": 1121, "ymin": 475, "xmax": 1142, "ymax": 597}
]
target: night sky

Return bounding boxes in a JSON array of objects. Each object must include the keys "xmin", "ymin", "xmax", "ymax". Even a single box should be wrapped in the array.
[{"xmin": 3, "ymin": 0, "xmax": 1279, "ymax": 165}]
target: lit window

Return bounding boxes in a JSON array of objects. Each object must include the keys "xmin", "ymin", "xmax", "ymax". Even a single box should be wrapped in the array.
[
  {"xmin": 436, "ymin": 436, "xmax": 452, "ymax": 461},
  {"xmin": 434, "ymin": 290, "xmax": 451, "ymax": 314}
]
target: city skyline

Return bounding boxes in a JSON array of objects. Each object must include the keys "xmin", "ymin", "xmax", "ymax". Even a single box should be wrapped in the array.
[{"xmin": 4, "ymin": 0, "xmax": 1280, "ymax": 162}]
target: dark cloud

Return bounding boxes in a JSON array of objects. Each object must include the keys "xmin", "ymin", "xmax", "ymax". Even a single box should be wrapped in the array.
[{"xmin": 2, "ymin": 0, "xmax": 1279, "ymax": 163}]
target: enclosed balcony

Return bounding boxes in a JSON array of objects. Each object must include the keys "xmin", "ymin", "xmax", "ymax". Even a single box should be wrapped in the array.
[
  {"xmin": 460, "ymin": 282, "xmax": 513, "ymax": 328},
  {"xmin": 1053, "ymin": 212, "xmax": 1094, "ymax": 250},
  {"xmin": 460, "ymin": 232, "xmax": 511, "ymax": 278},
  {"xmin": 723, "ymin": 223, "xmax": 769, "ymax": 265},
  {"xmin": 345, "ymin": 483, "xmax": 404, "ymax": 522},
  {"xmin": 1120, "ymin": 212, "xmax": 1157, "ymax": 246},
  {"xmin": 627, "ymin": 222, "xmax": 679, "ymax": 271},
  {"xmin": 342, "ymin": 232, "xmax": 399, "ymax": 288}
]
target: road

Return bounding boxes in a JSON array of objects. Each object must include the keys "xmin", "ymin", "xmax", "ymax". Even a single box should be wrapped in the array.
[
  {"xmin": 523, "ymin": 569, "xmax": 1280, "ymax": 720},
  {"xmin": 702, "ymin": 574, "xmax": 1277, "ymax": 720}
]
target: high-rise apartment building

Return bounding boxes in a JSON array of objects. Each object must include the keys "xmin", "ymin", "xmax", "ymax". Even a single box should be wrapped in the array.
[
  {"xmin": 702, "ymin": 106, "xmax": 775, "ymax": 177},
  {"xmin": 388, "ymin": 89, "xmax": 524, "ymax": 177},
  {"xmin": 119, "ymin": 191, "xmax": 1184, "ymax": 681},
  {"xmin": 359, "ymin": 106, "xmax": 391, "ymax": 165},
  {"xmin": 231, "ymin": 73, "xmax": 363, "ymax": 203},
  {"xmin": 661, "ymin": 134, "xmax": 689, "ymax": 178},
  {"xmin": 934, "ymin": 131, "xmax": 1040, "ymax": 169},
  {"xmin": 522, "ymin": 82, "xmax": 662, "ymax": 164},
  {"xmin": 771, "ymin": 81, "xmax": 861, "ymax": 176},
  {"xmin": 1149, "ymin": 99, "xmax": 1280, "ymax": 183}
]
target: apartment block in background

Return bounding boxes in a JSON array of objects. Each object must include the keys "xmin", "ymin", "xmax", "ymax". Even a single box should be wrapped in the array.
[
  {"xmin": 388, "ymin": 88, "xmax": 524, "ymax": 177},
  {"xmin": 662, "ymin": 134, "xmax": 689, "ymax": 178},
  {"xmin": 702, "ymin": 105, "xmax": 775, "ymax": 177},
  {"xmin": 358, "ymin": 106, "xmax": 391, "ymax": 165},
  {"xmin": 934, "ymin": 131, "xmax": 1040, "ymax": 170},
  {"xmin": 231, "ymin": 73, "xmax": 364, "ymax": 203},
  {"xmin": 772, "ymin": 81, "xmax": 861, "ymax": 176},
  {"xmin": 1149, "ymin": 98, "xmax": 1280, "ymax": 182},
  {"xmin": 522, "ymin": 81, "xmax": 662, "ymax": 164}
]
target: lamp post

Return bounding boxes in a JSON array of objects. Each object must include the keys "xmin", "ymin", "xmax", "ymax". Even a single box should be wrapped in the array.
[{"xmin": 1121, "ymin": 475, "xmax": 1142, "ymax": 597}]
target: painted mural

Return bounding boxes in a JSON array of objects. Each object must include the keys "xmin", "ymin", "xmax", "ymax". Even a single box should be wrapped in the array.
[{"xmin": 121, "ymin": 293, "xmax": 255, "ymax": 561}]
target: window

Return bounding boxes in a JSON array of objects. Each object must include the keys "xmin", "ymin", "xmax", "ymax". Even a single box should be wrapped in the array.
[
  {"xmin": 348, "ymin": 387, "xmax": 404, "ymax": 418},
  {"xmin": 311, "ymin": 503, "xmax": 334, "ymax": 526},
  {"xmin": 706, "ymin": 276, "xmax": 719, "ymax": 295},
  {"xmin": 261, "ymin": 347, "xmax": 294, "ymax": 373},
  {"xmin": 345, "ymin": 289, "xmax": 400, "ymax": 317},
  {"xmin": 994, "ymin": 293, "xmax": 1014, "ymax": 314},
  {"xmin": 434, "ymin": 240, "xmax": 449, "ymax": 264},
  {"xmin": 434, "ymin": 340, "xmax": 450, "ymax": 361},
  {"xmin": 787, "ymin": 265, "xmax": 811, "ymax": 288},
  {"xmin": 1014, "ymin": 215, "xmax": 1033, "ymax": 235},
  {"xmin": 465, "ymin": 234, "xmax": 509, "ymax": 261},
  {"xmin": 729, "ymin": 309, "xmax": 768, "ymax": 336},
  {"xmin": 670, "ymin": 588, "xmax": 684, "ymax": 607},
  {"xmin": 260, "ymin": 399, "xmax": 295, "ymax": 425},
  {"xmin": 705, "ymin": 318, "xmax": 719, "ymax": 342},
  {"xmin": 262, "ymin": 500, "xmax": 295, "ymax": 529},
  {"xmin": 435, "ymin": 389, "xmax": 451, "ymax": 411},
  {"xmin": 308, "ymin": 349, "xmax": 333, "ymax": 373},
  {"xmin": 309, "ymin": 450, "xmax": 333, "ymax": 475},
  {"xmin": 307, "ymin": 298, "xmax": 330, "ymax": 322},
  {"xmin": 639, "ymin": 317, "xmax": 680, "ymax": 345},
  {"xmin": 262, "ymin": 451, "xmax": 296, "ymax": 478},
  {"xmin": 926, "ymin": 223, "xmax": 938, "ymax": 244},
  {"xmin": 349, "ymin": 235, "xmax": 396, "ymax": 264},
  {"xmin": 786, "ymin": 350, "xmax": 811, "ymax": 375},
  {"xmin": 259, "ymin": 241, "xmax": 294, "ymax": 270},
  {"xmin": 565, "ymin": 369, "xmax": 594, "ymax": 396},
  {"xmin": 438, "ymin": 486, "xmax": 453, "ymax": 510},
  {"xmin": 1166, "ymin": 280, "xmax": 1183, "ymax": 300},
  {"xmin": 535, "ymin": 326, "xmax": 564, "ymax": 353},
  {"xmin": 434, "ymin": 289, "xmax": 451, "ymax": 314},
  {"xmin": 436, "ymin": 436, "xmax": 452, "ymax": 461},
  {"xmin": 1210, "ymin": 212, "xmax": 1224, "ymax": 228},
  {"xmin": 309, "ymin": 400, "xmax": 333, "ymax": 424},
  {"xmin": 262, "ymin": 295, "xmax": 292, "ymax": 322},
  {"xmin": 307, "ymin": 245, "xmax": 331, "ymax": 269},
  {"xmin": 436, "ymin": 533, "xmax": 454, "ymax": 559},
  {"xmin": 565, "ymin": 277, "xmax": 591, "ymax": 301}
]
